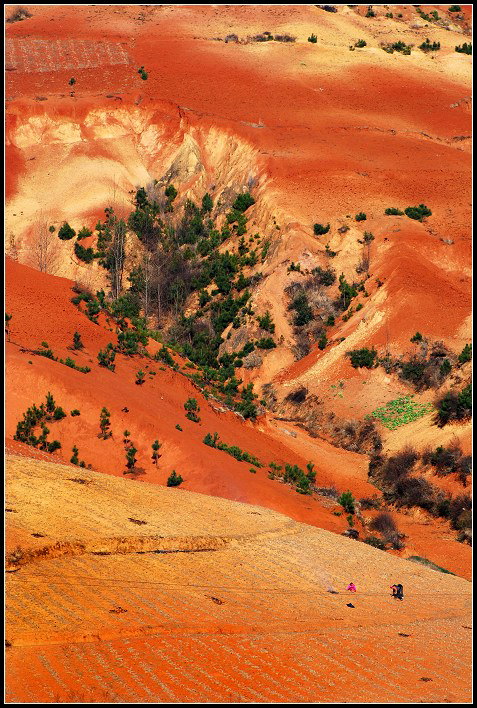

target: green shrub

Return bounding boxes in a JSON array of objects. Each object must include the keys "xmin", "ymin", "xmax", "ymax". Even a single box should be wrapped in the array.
[
  {"xmin": 455, "ymin": 43, "xmax": 472, "ymax": 55},
  {"xmin": 308, "ymin": 33, "xmax": 317, "ymax": 43},
  {"xmin": 76, "ymin": 227, "xmax": 92, "ymax": 241},
  {"xmin": 53, "ymin": 406, "xmax": 67, "ymax": 421},
  {"xmin": 458, "ymin": 343, "xmax": 472, "ymax": 364},
  {"xmin": 288, "ymin": 262, "xmax": 301, "ymax": 272},
  {"xmin": 436, "ymin": 384, "xmax": 472, "ymax": 426},
  {"xmin": 419, "ymin": 38, "xmax": 440, "ymax": 52},
  {"xmin": 74, "ymin": 242, "xmax": 96, "ymax": 263},
  {"xmin": 256, "ymin": 337, "xmax": 276, "ymax": 350},
  {"xmin": 99, "ymin": 407, "xmax": 112, "ymax": 439},
  {"xmin": 167, "ymin": 471, "xmax": 183, "ymax": 487},
  {"xmin": 318, "ymin": 332, "xmax": 327, "ymax": 350},
  {"xmin": 364, "ymin": 536, "xmax": 386, "ymax": 550},
  {"xmin": 439, "ymin": 359, "xmax": 452, "ymax": 377},
  {"xmin": 203, "ymin": 432, "xmax": 219, "ymax": 447},
  {"xmin": 116, "ymin": 329, "xmax": 147, "ymax": 356},
  {"xmin": 355, "ymin": 39, "xmax": 367, "ymax": 48},
  {"xmin": 313, "ymin": 222, "xmax": 330, "ymax": 235},
  {"xmin": 410, "ymin": 331, "xmax": 423, "ymax": 343},
  {"xmin": 125, "ymin": 445, "xmax": 137, "ymax": 470},
  {"xmin": 201, "ymin": 193, "xmax": 213, "ymax": 213},
  {"xmin": 355, "ymin": 212, "xmax": 367, "ymax": 222},
  {"xmin": 97, "ymin": 343, "xmax": 116, "ymax": 372},
  {"xmin": 71, "ymin": 445, "xmax": 79, "ymax": 465},
  {"xmin": 385, "ymin": 207, "xmax": 404, "ymax": 215},
  {"xmin": 404, "ymin": 204, "xmax": 432, "ymax": 221},
  {"xmin": 338, "ymin": 274, "xmax": 358, "ymax": 310},
  {"xmin": 337, "ymin": 490, "xmax": 355, "ymax": 514},
  {"xmin": 347, "ymin": 348, "xmax": 377, "ymax": 369},
  {"xmin": 73, "ymin": 331, "xmax": 84, "ymax": 350},
  {"xmin": 70, "ymin": 409, "xmax": 81, "ymax": 417},
  {"xmin": 257, "ymin": 311, "xmax": 275, "ymax": 333},
  {"xmin": 232, "ymin": 193, "xmax": 255, "ymax": 213},
  {"xmin": 58, "ymin": 222, "xmax": 76, "ymax": 240},
  {"xmin": 184, "ymin": 398, "xmax": 200, "ymax": 423},
  {"xmin": 289, "ymin": 293, "xmax": 313, "ymax": 326},
  {"xmin": 155, "ymin": 346, "xmax": 178, "ymax": 369},
  {"xmin": 312, "ymin": 266, "xmax": 336, "ymax": 286},
  {"xmin": 449, "ymin": 5, "xmax": 461, "ymax": 11}
]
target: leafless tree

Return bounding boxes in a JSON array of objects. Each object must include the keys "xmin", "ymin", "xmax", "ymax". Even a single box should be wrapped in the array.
[
  {"xmin": 141, "ymin": 251, "xmax": 152, "ymax": 319},
  {"xmin": 30, "ymin": 216, "xmax": 59, "ymax": 274}
]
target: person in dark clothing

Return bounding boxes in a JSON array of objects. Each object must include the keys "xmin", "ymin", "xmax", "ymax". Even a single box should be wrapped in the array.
[{"xmin": 391, "ymin": 583, "xmax": 404, "ymax": 600}]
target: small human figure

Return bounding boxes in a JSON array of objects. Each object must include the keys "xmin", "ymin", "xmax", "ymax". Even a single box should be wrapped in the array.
[
  {"xmin": 347, "ymin": 582, "xmax": 357, "ymax": 593},
  {"xmin": 391, "ymin": 583, "xmax": 404, "ymax": 600}
]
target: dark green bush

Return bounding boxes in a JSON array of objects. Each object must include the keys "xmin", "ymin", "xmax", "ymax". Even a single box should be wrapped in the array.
[
  {"xmin": 308, "ymin": 33, "xmax": 317, "ymax": 43},
  {"xmin": 73, "ymin": 331, "xmax": 84, "ymax": 350},
  {"xmin": 455, "ymin": 43, "xmax": 472, "ymax": 55},
  {"xmin": 313, "ymin": 222, "xmax": 330, "ymax": 235},
  {"xmin": 256, "ymin": 337, "xmax": 276, "ymax": 350},
  {"xmin": 364, "ymin": 536, "xmax": 386, "ymax": 550},
  {"xmin": 201, "ymin": 193, "xmax": 213, "ymax": 213},
  {"xmin": 58, "ymin": 222, "xmax": 76, "ymax": 240},
  {"xmin": 347, "ymin": 348, "xmax": 377, "ymax": 369},
  {"xmin": 97, "ymin": 343, "xmax": 116, "ymax": 371},
  {"xmin": 385, "ymin": 207, "xmax": 404, "ymax": 215},
  {"xmin": 337, "ymin": 490, "xmax": 355, "ymax": 514},
  {"xmin": 232, "ymin": 193, "xmax": 255, "ymax": 213},
  {"xmin": 435, "ymin": 384, "xmax": 472, "ymax": 426},
  {"xmin": 76, "ymin": 227, "xmax": 92, "ymax": 241},
  {"xmin": 257, "ymin": 311, "xmax": 275, "ymax": 333},
  {"xmin": 289, "ymin": 293, "xmax": 313, "ymax": 326},
  {"xmin": 167, "ymin": 471, "xmax": 183, "ymax": 487},
  {"xmin": 404, "ymin": 204, "xmax": 432, "ymax": 221},
  {"xmin": 312, "ymin": 266, "xmax": 336, "ymax": 286},
  {"xmin": 458, "ymin": 343, "xmax": 472, "ymax": 364},
  {"xmin": 355, "ymin": 212, "xmax": 367, "ymax": 222},
  {"xmin": 420, "ymin": 38, "xmax": 440, "ymax": 52},
  {"xmin": 74, "ymin": 242, "xmax": 96, "ymax": 263}
]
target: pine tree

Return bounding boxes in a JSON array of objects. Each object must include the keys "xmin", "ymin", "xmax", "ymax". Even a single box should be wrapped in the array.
[
  {"xmin": 126, "ymin": 445, "xmax": 137, "ymax": 470},
  {"xmin": 73, "ymin": 331, "xmax": 84, "ymax": 350},
  {"xmin": 151, "ymin": 439, "xmax": 162, "ymax": 465},
  {"xmin": 99, "ymin": 407, "xmax": 112, "ymax": 439}
]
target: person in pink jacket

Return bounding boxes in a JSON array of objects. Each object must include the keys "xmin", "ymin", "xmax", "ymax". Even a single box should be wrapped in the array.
[{"xmin": 347, "ymin": 582, "xmax": 357, "ymax": 592}]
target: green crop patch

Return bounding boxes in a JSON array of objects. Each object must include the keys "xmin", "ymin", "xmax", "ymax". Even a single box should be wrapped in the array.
[{"xmin": 368, "ymin": 395, "xmax": 433, "ymax": 430}]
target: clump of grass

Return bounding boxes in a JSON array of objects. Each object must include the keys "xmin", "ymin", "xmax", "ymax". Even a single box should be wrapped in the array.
[
  {"xmin": 368, "ymin": 395, "xmax": 433, "ymax": 430},
  {"xmin": 408, "ymin": 556, "xmax": 455, "ymax": 575}
]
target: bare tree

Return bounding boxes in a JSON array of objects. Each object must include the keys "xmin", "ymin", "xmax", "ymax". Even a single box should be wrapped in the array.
[
  {"xmin": 6, "ymin": 232, "xmax": 20, "ymax": 261},
  {"xmin": 30, "ymin": 216, "xmax": 59, "ymax": 274},
  {"xmin": 142, "ymin": 251, "xmax": 152, "ymax": 319}
]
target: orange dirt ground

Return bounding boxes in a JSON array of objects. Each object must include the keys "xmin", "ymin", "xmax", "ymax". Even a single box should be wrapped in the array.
[
  {"xmin": 5, "ymin": 4, "xmax": 472, "ymax": 704},
  {"xmin": 5, "ymin": 456, "xmax": 472, "ymax": 703}
]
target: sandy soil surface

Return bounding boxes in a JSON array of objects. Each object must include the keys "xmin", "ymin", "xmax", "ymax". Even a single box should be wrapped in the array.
[{"xmin": 5, "ymin": 454, "xmax": 472, "ymax": 703}]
